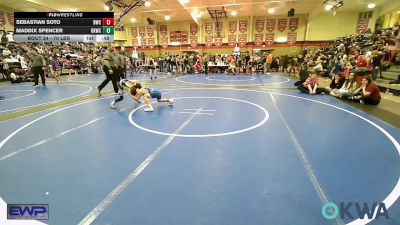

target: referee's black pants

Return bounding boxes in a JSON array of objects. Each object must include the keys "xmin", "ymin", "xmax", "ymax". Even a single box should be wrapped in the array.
[
  {"xmin": 32, "ymin": 66, "xmax": 45, "ymax": 85},
  {"xmin": 99, "ymin": 66, "xmax": 119, "ymax": 93}
]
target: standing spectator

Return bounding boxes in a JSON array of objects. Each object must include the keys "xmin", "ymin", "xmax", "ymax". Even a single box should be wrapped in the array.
[
  {"xmin": 370, "ymin": 50, "xmax": 381, "ymax": 81},
  {"xmin": 29, "ymin": 48, "xmax": 46, "ymax": 87},
  {"xmin": 264, "ymin": 51, "xmax": 273, "ymax": 73},
  {"xmin": 51, "ymin": 55, "xmax": 62, "ymax": 84},
  {"xmin": 203, "ymin": 54, "xmax": 209, "ymax": 75}
]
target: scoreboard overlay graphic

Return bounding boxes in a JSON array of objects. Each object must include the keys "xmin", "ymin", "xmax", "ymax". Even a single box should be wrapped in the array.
[{"xmin": 13, "ymin": 12, "xmax": 114, "ymax": 43}]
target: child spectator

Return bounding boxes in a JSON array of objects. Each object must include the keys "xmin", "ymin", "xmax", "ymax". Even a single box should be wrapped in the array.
[{"xmin": 298, "ymin": 73, "xmax": 324, "ymax": 95}]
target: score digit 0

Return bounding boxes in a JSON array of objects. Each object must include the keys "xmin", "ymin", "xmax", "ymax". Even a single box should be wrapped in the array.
[
  {"xmin": 103, "ymin": 26, "xmax": 114, "ymax": 35},
  {"xmin": 102, "ymin": 18, "xmax": 114, "ymax": 26}
]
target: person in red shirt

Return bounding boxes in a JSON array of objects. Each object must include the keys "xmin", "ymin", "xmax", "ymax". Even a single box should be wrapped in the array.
[
  {"xmin": 351, "ymin": 75, "xmax": 381, "ymax": 105},
  {"xmin": 356, "ymin": 55, "xmax": 368, "ymax": 68}
]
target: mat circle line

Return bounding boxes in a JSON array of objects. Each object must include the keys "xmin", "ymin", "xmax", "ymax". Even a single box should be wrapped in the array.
[
  {"xmin": 0, "ymin": 90, "xmax": 37, "ymax": 101},
  {"xmin": 128, "ymin": 96, "xmax": 269, "ymax": 137}
]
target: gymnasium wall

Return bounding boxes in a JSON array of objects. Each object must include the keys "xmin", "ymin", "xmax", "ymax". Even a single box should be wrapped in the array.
[
  {"xmin": 2, "ymin": 5, "xmax": 396, "ymax": 56},
  {"xmin": 0, "ymin": 6, "xmax": 15, "ymax": 32},
  {"xmin": 305, "ymin": 11, "xmax": 360, "ymax": 41}
]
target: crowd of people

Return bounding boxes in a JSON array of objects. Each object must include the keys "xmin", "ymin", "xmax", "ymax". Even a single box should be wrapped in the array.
[
  {"xmin": 1, "ymin": 24, "xmax": 399, "ymax": 105},
  {"xmin": 295, "ymin": 25, "xmax": 400, "ymax": 105}
]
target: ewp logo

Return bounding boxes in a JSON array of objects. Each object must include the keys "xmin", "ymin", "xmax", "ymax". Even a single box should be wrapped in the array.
[
  {"xmin": 7, "ymin": 204, "xmax": 49, "ymax": 220},
  {"xmin": 321, "ymin": 202, "xmax": 389, "ymax": 220}
]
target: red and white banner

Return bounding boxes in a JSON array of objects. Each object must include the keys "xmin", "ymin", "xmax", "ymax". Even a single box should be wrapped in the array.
[
  {"xmin": 266, "ymin": 19, "xmax": 276, "ymax": 32},
  {"xmin": 190, "ymin": 36, "xmax": 198, "ymax": 47},
  {"xmin": 265, "ymin": 33, "xmax": 274, "ymax": 46},
  {"xmin": 147, "ymin": 27, "xmax": 154, "ymax": 37},
  {"xmin": 139, "ymin": 26, "xmax": 146, "ymax": 37},
  {"xmin": 239, "ymin": 20, "xmax": 248, "ymax": 33},
  {"xmin": 229, "ymin": 21, "xmax": 237, "ymax": 33},
  {"xmin": 7, "ymin": 13, "xmax": 14, "ymax": 25},
  {"xmin": 254, "ymin": 34, "xmax": 263, "ymax": 46},
  {"xmin": 277, "ymin": 18, "xmax": 287, "ymax": 32},
  {"xmin": 205, "ymin": 23, "xmax": 213, "ymax": 35},
  {"xmin": 160, "ymin": 37, "xmax": 168, "ymax": 48},
  {"xmin": 132, "ymin": 38, "xmax": 139, "ymax": 47},
  {"xmin": 228, "ymin": 35, "xmax": 237, "ymax": 47},
  {"xmin": 140, "ymin": 38, "xmax": 147, "ymax": 48},
  {"xmin": 0, "ymin": 12, "xmax": 6, "ymax": 26},
  {"xmin": 131, "ymin": 27, "xmax": 138, "ymax": 38},
  {"xmin": 288, "ymin": 18, "xmax": 299, "ymax": 32},
  {"xmin": 356, "ymin": 19, "xmax": 369, "ymax": 33},
  {"xmin": 205, "ymin": 36, "xmax": 213, "ymax": 47},
  {"xmin": 160, "ymin": 25, "xmax": 167, "ymax": 36},
  {"xmin": 147, "ymin": 38, "xmax": 154, "ymax": 49},
  {"xmin": 287, "ymin": 32, "xmax": 297, "ymax": 45},
  {"xmin": 255, "ymin": 19, "xmax": 265, "ymax": 33},
  {"xmin": 214, "ymin": 36, "xmax": 222, "ymax": 47},
  {"xmin": 190, "ymin": 23, "xmax": 198, "ymax": 35},
  {"xmin": 238, "ymin": 34, "xmax": 247, "ymax": 46}
]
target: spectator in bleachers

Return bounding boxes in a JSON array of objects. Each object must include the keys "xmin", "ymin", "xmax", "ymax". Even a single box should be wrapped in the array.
[{"xmin": 2, "ymin": 47, "xmax": 11, "ymax": 57}]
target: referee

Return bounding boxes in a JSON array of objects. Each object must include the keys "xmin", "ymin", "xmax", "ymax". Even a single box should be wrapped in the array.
[
  {"xmin": 98, "ymin": 45, "xmax": 119, "ymax": 96},
  {"xmin": 30, "ymin": 48, "xmax": 46, "ymax": 87},
  {"xmin": 115, "ymin": 48, "xmax": 126, "ymax": 80}
]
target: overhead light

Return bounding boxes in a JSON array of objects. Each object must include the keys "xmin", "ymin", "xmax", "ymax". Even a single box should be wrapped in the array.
[
  {"xmin": 104, "ymin": 0, "xmax": 113, "ymax": 11},
  {"xmin": 164, "ymin": 15, "xmax": 171, "ymax": 20},
  {"xmin": 180, "ymin": 0, "xmax": 189, "ymax": 3},
  {"xmin": 276, "ymin": 37, "xmax": 286, "ymax": 42},
  {"xmin": 70, "ymin": 8, "xmax": 77, "ymax": 12},
  {"xmin": 231, "ymin": 10, "xmax": 238, "ymax": 16},
  {"xmin": 367, "ymin": 3, "xmax": 376, "ymax": 9},
  {"xmin": 192, "ymin": 10, "xmax": 202, "ymax": 18},
  {"xmin": 268, "ymin": 8, "xmax": 275, "ymax": 14},
  {"xmin": 144, "ymin": 1, "xmax": 151, "ymax": 7},
  {"xmin": 322, "ymin": 0, "xmax": 343, "ymax": 11},
  {"xmin": 325, "ymin": 4, "xmax": 333, "ymax": 11},
  {"xmin": 130, "ymin": 18, "xmax": 137, "ymax": 23}
]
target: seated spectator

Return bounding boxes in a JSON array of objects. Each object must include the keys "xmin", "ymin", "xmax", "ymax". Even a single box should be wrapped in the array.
[
  {"xmin": 356, "ymin": 55, "xmax": 368, "ymax": 68},
  {"xmin": 342, "ymin": 58, "xmax": 353, "ymax": 77},
  {"xmin": 298, "ymin": 73, "xmax": 324, "ymax": 95},
  {"xmin": 10, "ymin": 72, "xmax": 22, "ymax": 83},
  {"xmin": 313, "ymin": 60, "xmax": 324, "ymax": 75},
  {"xmin": 330, "ymin": 59, "xmax": 342, "ymax": 74},
  {"xmin": 2, "ymin": 47, "xmax": 11, "ymax": 57},
  {"xmin": 350, "ymin": 75, "xmax": 381, "ymax": 105},
  {"xmin": 295, "ymin": 64, "xmax": 309, "ymax": 86},
  {"xmin": 325, "ymin": 73, "xmax": 345, "ymax": 96},
  {"xmin": 338, "ymin": 72, "xmax": 358, "ymax": 99}
]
